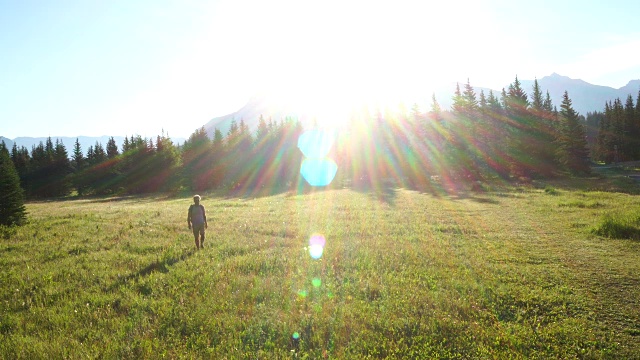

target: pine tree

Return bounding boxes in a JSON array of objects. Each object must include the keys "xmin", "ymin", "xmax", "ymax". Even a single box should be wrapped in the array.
[
  {"xmin": 529, "ymin": 78, "xmax": 559, "ymax": 176},
  {"xmin": 122, "ymin": 137, "xmax": 130, "ymax": 153},
  {"xmin": 500, "ymin": 88, "xmax": 508, "ymax": 109},
  {"xmin": 483, "ymin": 89, "xmax": 509, "ymax": 177},
  {"xmin": 93, "ymin": 142, "xmax": 107, "ymax": 164},
  {"xmin": 45, "ymin": 137, "xmax": 54, "ymax": 161},
  {"xmin": 530, "ymin": 78, "xmax": 544, "ymax": 112},
  {"xmin": 52, "ymin": 139, "xmax": 72, "ymax": 196},
  {"xmin": 462, "ymin": 79, "xmax": 479, "ymax": 112},
  {"xmin": 479, "ymin": 89, "xmax": 487, "ymax": 109},
  {"xmin": 584, "ymin": 111, "xmax": 604, "ymax": 161},
  {"xmin": 596, "ymin": 102, "xmax": 614, "ymax": 163},
  {"xmin": 86, "ymin": 145, "xmax": 95, "ymax": 165},
  {"xmin": 557, "ymin": 91, "xmax": 590, "ymax": 174},
  {"xmin": 182, "ymin": 127, "xmax": 212, "ymax": 190},
  {"xmin": 451, "ymin": 83, "xmax": 464, "ymax": 114},
  {"xmin": 506, "ymin": 76, "xmax": 530, "ymax": 115},
  {"xmin": 255, "ymin": 115, "xmax": 269, "ymax": 146},
  {"xmin": 610, "ymin": 98, "xmax": 625, "ymax": 162},
  {"xmin": 10, "ymin": 143, "xmax": 30, "ymax": 193},
  {"xmin": 107, "ymin": 137, "xmax": 119, "ymax": 158},
  {"xmin": 431, "ymin": 93, "xmax": 442, "ymax": 114},
  {"xmin": 0, "ymin": 142, "xmax": 27, "ymax": 225},
  {"xmin": 623, "ymin": 94, "xmax": 637, "ymax": 160},
  {"xmin": 503, "ymin": 76, "xmax": 532, "ymax": 177},
  {"xmin": 72, "ymin": 138, "xmax": 84, "ymax": 171},
  {"xmin": 71, "ymin": 138, "xmax": 87, "ymax": 196},
  {"xmin": 635, "ymin": 90, "xmax": 640, "ymax": 159},
  {"xmin": 211, "ymin": 128, "xmax": 226, "ymax": 188}
]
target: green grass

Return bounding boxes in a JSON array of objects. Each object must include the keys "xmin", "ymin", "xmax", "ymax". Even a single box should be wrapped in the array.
[{"xmin": 1, "ymin": 182, "xmax": 640, "ymax": 358}]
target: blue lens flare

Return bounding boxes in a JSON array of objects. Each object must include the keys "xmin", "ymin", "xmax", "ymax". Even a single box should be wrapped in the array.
[
  {"xmin": 298, "ymin": 129, "xmax": 338, "ymax": 187},
  {"xmin": 300, "ymin": 158, "xmax": 338, "ymax": 187},
  {"xmin": 297, "ymin": 130, "xmax": 334, "ymax": 158}
]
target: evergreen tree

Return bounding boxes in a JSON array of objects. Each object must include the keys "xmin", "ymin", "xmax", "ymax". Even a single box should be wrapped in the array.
[
  {"xmin": 543, "ymin": 90, "xmax": 554, "ymax": 113},
  {"xmin": 145, "ymin": 133, "xmax": 181, "ymax": 192},
  {"xmin": 182, "ymin": 127, "xmax": 212, "ymax": 190},
  {"xmin": 623, "ymin": 94, "xmax": 637, "ymax": 160},
  {"xmin": 52, "ymin": 139, "xmax": 72, "ymax": 196},
  {"xmin": 430, "ymin": 93, "xmax": 442, "ymax": 115},
  {"xmin": 585, "ymin": 111, "xmax": 604, "ymax": 161},
  {"xmin": 211, "ymin": 128, "xmax": 226, "ymax": 188},
  {"xmin": 530, "ymin": 78, "xmax": 544, "ymax": 112},
  {"xmin": 45, "ymin": 137, "xmax": 55, "ymax": 160},
  {"xmin": 504, "ymin": 76, "xmax": 536, "ymax": 177},
  {"xmin": 122, "ymin": 137, "xmax": 130, "ymax": 153},
  {"xmin": 10, "ymin": 144, "xmax": 30, "ymax": 193},
  {"xmin": 72, "ymin": 138, "xmax": 84, "ymax": 171},
  {"xmin": 595, "ymin": 104, "xmax": 611, "ymax": 163},
  {"xmin": 635, "ymin": 90, "xmax": 640, "ymax": 159},
  {"xmin": 86, "ymin": 145, "xmax": 95, "ymax": 166},
  {"xmin": 255, "ymin": 115, "xmax": 269, "ymax": 146},
  {"xmin": 71, "ymin": 138, "xmax": 86, "ymax": 195},
  {"xmin": 0, "ymin": 142, "xmax": 27, "ymax": 225},
  {"xmin": 610, "ymin": 98, "xmax": 625, "ymax": 162},
  {"xmin": 106, "ymin": 137, "xmax": 119, "ymax": 158},
  {"xmin": 557, "ymin": 91, "xmax": 590, "ymax": 174},
  {"xmin": 462, "ymin": 79, "xmax": 479, "ymax": 112},
  {"xmin": 92, "ymin": 142, "xmax": 107, "ymax": 164},
  {"xmin": 451, "ymin": 83, "xmax": 464, "ymax": 114},
  {"xmin": 530, "ymin": 78, "xmax": 559, "ymax": 176},
  {"xmin": 479, "ymin": 90, "xmax": 487, "ymax": 109},
  {"xmin": 500, "ymin": 88, "xmax": 508, "ymax": 109}
]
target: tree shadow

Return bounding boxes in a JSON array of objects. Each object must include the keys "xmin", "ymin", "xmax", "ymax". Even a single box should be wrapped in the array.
[
  {"xmin": 341, "ymin": 177, "xmax": 399, "ymax": 205},
  {"xmin": 106, "ymin": 247, "xmax": 195, "ymax": 292}
]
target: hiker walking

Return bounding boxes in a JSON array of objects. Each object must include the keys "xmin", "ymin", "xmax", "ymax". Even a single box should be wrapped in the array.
[{"xmin": 187, "ymin": 195, "xmax": 208, "ymax": 249}]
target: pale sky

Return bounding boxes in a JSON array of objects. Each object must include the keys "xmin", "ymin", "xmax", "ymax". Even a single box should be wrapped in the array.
[{"xmin": 1, "ymin": 0, "xmax": 639, "ymax": 139}]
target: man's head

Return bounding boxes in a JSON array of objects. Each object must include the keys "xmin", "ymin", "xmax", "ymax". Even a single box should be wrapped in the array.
[{"xmin": 193, "ymin": 195, "xmax": 201, "ymax": 204}]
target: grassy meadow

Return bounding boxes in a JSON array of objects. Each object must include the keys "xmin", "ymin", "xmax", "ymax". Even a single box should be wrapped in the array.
[{"xmin": 1, "ymin": 174, "xmax": 640, "ymax": 358}]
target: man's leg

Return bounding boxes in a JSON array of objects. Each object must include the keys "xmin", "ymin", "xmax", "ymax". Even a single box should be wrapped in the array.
[
  {"xmin": 193, "ymin": 228, "xmax": 200, "ymax": 249},
  {"xmin": 200, "ymin": 228, "xmax": 205, "ymax": 248}
]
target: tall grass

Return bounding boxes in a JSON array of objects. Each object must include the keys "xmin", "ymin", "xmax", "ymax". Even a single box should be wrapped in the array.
[{"xmin": 592, "ymin": 211, "xmax": 640, "ymax": 240}]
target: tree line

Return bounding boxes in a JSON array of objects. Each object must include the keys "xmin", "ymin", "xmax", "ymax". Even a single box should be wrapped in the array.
[
  {"xmin": 586, "ymin": 93, "xmax": 640, "ymax": 163},
  {"xmin": 2, "ymin": 76, "xmax": 640, "ymax": 225}
]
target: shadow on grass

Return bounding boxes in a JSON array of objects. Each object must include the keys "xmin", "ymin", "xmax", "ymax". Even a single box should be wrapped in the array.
[
  {"xmin": 106, "ymin": 247, "xmax": 195, "ymax": 292},
  {"xmin": 351, "ymin": 183, "xmax": 398, "ymax": 205}
]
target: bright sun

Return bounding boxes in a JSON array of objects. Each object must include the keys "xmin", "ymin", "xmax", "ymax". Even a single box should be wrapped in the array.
[{"xmin": 212, "ymin": 0, "xmax": 496, "ymax": 129}]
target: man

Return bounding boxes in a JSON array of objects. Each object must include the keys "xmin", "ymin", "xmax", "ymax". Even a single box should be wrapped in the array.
[{"xmin": 187, "ymin": 195, "xmax": 208, "ymax": 249}]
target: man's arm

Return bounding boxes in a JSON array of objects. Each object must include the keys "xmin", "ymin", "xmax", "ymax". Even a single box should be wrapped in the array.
[
  {"xmin": 202, "ymin": 205, "xmax": 208, "ymax": 228},
  {"xmin": 187, "ymin": 205, "xmax": 192, "ymax": 228}
]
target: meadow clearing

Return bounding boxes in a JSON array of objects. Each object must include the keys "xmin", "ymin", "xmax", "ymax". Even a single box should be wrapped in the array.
[{"xmin": 1, "ymin": 172, "xmax": 639, "ymax": 359}]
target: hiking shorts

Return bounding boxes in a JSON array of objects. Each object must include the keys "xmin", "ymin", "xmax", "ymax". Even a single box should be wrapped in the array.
[{"xmin": 192, "ymin": 223, "xmax": 205, "ymax": 237}]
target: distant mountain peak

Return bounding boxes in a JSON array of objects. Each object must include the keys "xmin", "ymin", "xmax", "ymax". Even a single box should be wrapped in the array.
[{"xmin": 625, "ymin": 79, "xmax": 640, "ymax": 88}]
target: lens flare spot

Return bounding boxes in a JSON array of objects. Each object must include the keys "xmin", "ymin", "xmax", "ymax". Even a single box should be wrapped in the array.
[
  {"xmin": 309, "ymin": 234, "xmax": 326, "ymax": 259},
  {"xmin": 309, "ymin": 245, "xmax": 324, "ymax": 259},
  {"xmin": 297, "ymin": 130, "xmax": 334, "ymax": 158},
  {"xmin": 300, "ymin": 158, "xmax": 338, "ymax": 187},
  {"xmin": 297, "ymin": 289, "xmax": 308, "ymax": 298},
  {"xmin": 312, "ymin": 278, "xmax": 322, "ymax": 288},
  {"xmin": 292, "ymin": 332, "xmax": 300, "ymax": 340}
]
